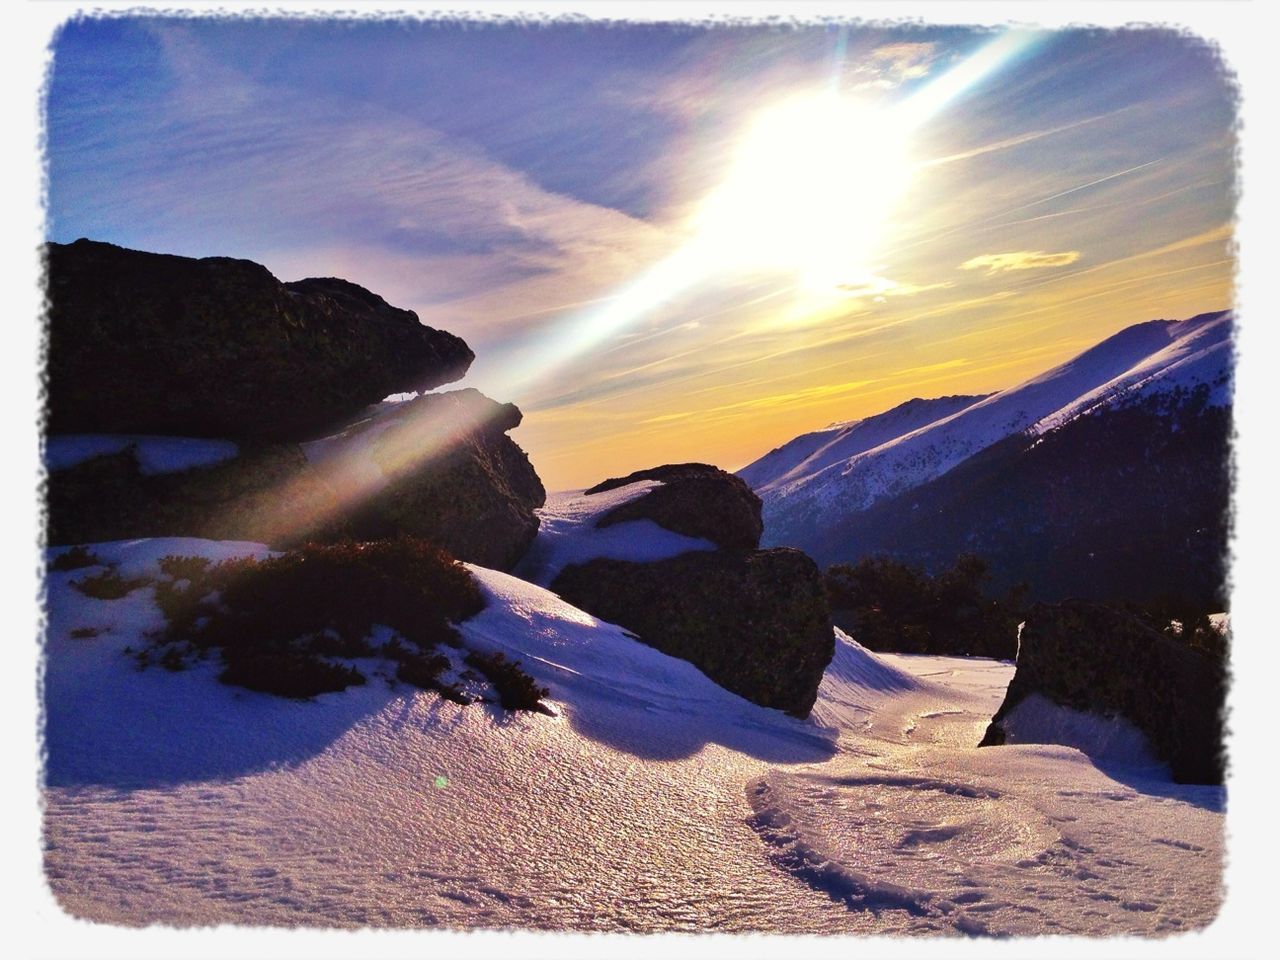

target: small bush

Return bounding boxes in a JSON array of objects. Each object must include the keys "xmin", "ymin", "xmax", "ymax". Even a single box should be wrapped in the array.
[
  {"xmin": 149, "ymin": 537, "xmax": 486, "ymax": 700},
  {"xmin": 51, "ymin": 545, "xmax": 103, "ymax": 571},
  {"xmin": 1141, "ymin": 596, "xmax": 1228, "ymax": 663},
  {"xmin": 157, "ymin": 555, "xmax": 212, "ymax": 581},
  {"xmin": 394, "ymin": 655, "xmax": 447, "ymax": 689},
  {"xmin": 219, "ymin": 650, "xmax": 365, "ymax": 698},
  {"xmin": 465, "ymin": 650, "xmax": 551, "ymax": 714},
  {"xmin": 71, "ymin": 569, "xmax": 152, "ymax": 600}
]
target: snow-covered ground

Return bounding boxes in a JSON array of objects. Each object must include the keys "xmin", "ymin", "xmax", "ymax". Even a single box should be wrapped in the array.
[{"xmin": 42, "ymin": 539, "xmax": 1223, "ymax": 934}]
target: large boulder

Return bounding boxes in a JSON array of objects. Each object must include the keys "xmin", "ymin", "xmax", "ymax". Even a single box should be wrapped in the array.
[
  {"xmin": 45, "ymin": 239, "xmax": 474, "ymax": 440},
  {"xmin": 545, "ymin": 464, "xmax": 833, "ymax": 717},
  {"xmin": 321, "ymin": 389, "xmax": 546, "ymax": 570},
  {"xmin": 979, "ymin": 601, "xmax": 1226, "ymax": 784},
  {"xmin": 46, "ymin": 390, "xmax": 547, "ymax": 571},
  {"xmin": 553, "ymin": 548, "xmax": 832, "ymax": 716},
  {"xmin": 585, "ymin": 463, "xmax": 763, "ymax": 551}
]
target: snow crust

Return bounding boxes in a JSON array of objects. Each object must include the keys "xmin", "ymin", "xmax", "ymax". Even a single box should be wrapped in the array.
[
  {"xmin": 45, "ymin": 435, "xmax": 240, "ymax": 475},
  {"xmin": 42, "ymin": 538, "xmax": 1224, "ymax": 934},
  {"xmin": 997, "ymin": 692, "xmax": 1163, "ymax": 767},
  {"xmin": 514, "ymin": 480, "xmax": 717, "ymax": 586}
]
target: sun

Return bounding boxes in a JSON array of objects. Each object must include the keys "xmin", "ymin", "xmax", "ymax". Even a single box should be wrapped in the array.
[{"xmin": 692, "ymin": 92, "xmax": 915, "ymax": 293}]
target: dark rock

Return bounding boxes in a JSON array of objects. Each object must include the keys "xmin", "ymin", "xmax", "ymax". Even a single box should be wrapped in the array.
[
  {"xmin": 45, "ymin": 239, "xmax": 474, "ymax": 440},
  {"xmin": 551, "ymin": 548, "xmax": 833, "ymax": 717},
  {"xmin": 588, "ymin": 463, "xmax": 763, "ymax": 551},
  {"xmin": 979, "ymin": 600, "xmax": 1226, "ymax": 784},
  {"xmin": 334, "ymin": 389, "xmax": 546, "ymax": 570},
  {"xmin": 46, "ymin": 389, "xmax": 547, "ymax": 571},
  {"xmin": 46, "ymin": 441, "xmax": 340, "ymax": 548}
]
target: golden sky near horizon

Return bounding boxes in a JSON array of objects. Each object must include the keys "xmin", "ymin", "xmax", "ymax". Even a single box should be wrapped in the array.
[{"xmin": 48, "ymin": 21, "xmax": 1236, "ymax": 490}]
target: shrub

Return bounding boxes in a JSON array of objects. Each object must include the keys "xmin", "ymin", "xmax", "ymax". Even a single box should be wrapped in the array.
[
  {"xmin": 51, "ymin": 545, "xmax": 103, "ymax": 571},
  {"xmin": 71, "ymin": 569, "xmax": 152, "ymax": 600},
  {"xmin": 219, "ymin": 650, "xmax": 365, "ymax": 698},
  {"xmin": 148, "ymin": 537, "xmax": 486, "ymax": 700},
  {"xmin": 1141, "ymin": 596, "xmax": 1228, "ymax": 663},
  {"xmin": 825, "ymin": 554, "xmax": 1025, "ymax": 659},
  {"xmin": 157, "ymin": 555, "xmax": 212, "ymax": 581},
  {"xmin": 464, "ymin": 650, "xmax": 551, "ymax": 714}
]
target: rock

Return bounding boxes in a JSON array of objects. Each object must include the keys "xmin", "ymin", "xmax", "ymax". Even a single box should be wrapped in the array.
[
  {"xmin": 325, "ymin": 389, "xmax": 547, "ymax": 570},
  {"xmin": 586, "ymin": 463, "xmax": 763, "ymax": 551},
  {"xmin": 47, "ymin": 389, "xmax": 547, "ymax": 571},
  {"xmin": 46, "ymin": 440, "xmax": 340, "ymax": 548},
  {"xmin": 45, "ymin": 239, "xmax": 474, "ymax": 440},
  {"xmin": 552, "ymin": 547, "xmax": 833, "ymax": 717},
  {"xmin": 978, "ymin": 600, "xmax": 1226, "ymax": 784}
]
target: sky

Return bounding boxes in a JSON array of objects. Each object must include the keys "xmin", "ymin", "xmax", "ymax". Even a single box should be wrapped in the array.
[{"xmin": 45, "ymin": 17, "xmax": 1236, "ymax": 490}]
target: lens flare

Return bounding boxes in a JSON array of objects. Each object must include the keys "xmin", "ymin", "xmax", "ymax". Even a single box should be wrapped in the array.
[
  {"xmin": 689, "ymin": 92, "xmax": 914, "ymax": 292},
  {"xmin": 494, "ymin": 30, "xmax": 1042, "ymax": 399}
]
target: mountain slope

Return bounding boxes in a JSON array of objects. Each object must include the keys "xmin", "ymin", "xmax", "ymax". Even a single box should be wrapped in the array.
[
  {"xmin": 808, "ymin": 385, "xmax": 1231, "ymax": 605},
  {"xmin": 743, "ymin": 311, "xmax": 1231, "ymax": 554},
  {"xmin": 738, "ymin": 394, "xmax": 987, "ymax": 494},
  {"xmin": 740, "ymin": 311, "xmax": 1232, "ymax": 604}
]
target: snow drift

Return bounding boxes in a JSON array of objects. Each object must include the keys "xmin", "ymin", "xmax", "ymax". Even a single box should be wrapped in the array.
[{"xmin": 42, "ymin": 537, "xmax": 1224, "ymax": 934}]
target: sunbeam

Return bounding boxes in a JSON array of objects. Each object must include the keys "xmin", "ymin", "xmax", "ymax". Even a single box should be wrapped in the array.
[{"xmin": 501, "ymin": 29, "xmax": 1044, "ymax": 399}]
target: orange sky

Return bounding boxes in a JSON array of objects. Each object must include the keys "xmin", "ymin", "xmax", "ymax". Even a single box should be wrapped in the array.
[{"xmin": 48, "ymin": 21, "xmax": 1236, "ymax": 491}]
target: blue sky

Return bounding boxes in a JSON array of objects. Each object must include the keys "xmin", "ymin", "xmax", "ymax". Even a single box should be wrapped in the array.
[{"xmin": 46, "ymin": 18, "xmax": 1236, "ymax": 487}]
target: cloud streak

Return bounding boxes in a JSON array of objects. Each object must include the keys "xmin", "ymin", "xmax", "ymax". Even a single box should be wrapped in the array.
[{"xmin": 960, "ymin": 250, "xmax": 1082, "ymax": 274}]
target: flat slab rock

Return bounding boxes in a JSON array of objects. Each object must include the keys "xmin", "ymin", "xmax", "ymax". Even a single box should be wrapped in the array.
[
  {"xmin": 45, "ymin": 239, "xmax": 474, "ymax": 440},
  {"xmin": 46, "ymin": 390, "xmax": 547, "ymax": 573}
]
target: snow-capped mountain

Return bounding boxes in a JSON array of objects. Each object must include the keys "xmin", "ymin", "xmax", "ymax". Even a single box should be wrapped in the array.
[
  {"xmin": 737, "ymin": 394, "xmax": 987, "ymax": 495},
  {"xmin": 739, "ymin": 311, "xmax": 1233, "ymax": 600}
]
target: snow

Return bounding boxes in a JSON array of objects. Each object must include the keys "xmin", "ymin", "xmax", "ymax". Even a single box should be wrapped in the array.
[
  {"xmin": 997, "ymin": 693, "xmax": 1163, "ymax": 769},
  {"xmin": 1032, "ymin": 311, "xmax": 1233, "ymax": 434},
  {"xmin": 513, "ymin": 480, "xmax": 718, "ymax": 586},
  {"xmin": 737, "ymin": 394, "xmax": 985, "ymax": 495},
  {"xmin": 745, "ymin": 311, "xmax": 1233, "ymax": 541},
  {"xmin": 42, "ymin": 538, "xmax": 1224, "ymax": 934},
  {"xmin": 45, "ymin": 435, "xmax": 240, "ymax": 475}
]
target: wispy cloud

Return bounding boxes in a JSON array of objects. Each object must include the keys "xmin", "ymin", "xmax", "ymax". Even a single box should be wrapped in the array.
[
  {"xmin": 960, "ymin": 250, "xmax": 1082, "ymax": 274},
  {"xmin": 54, "ymin": 22, "xmax": 674, "ymax": 350},
  {"xmin": 848, "ymin": 42, "xmax": 940, "ymax": 88},
  {"xmin": 922, "ymin": 107, "xmax": 1134, "ymax": 167}
]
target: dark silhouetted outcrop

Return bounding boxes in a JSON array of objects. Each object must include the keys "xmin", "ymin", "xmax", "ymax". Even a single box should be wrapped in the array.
[
  {"xmin": 552, "ymin": 548, "xmax": 832, "ymax": 717},
  {"xmin": 45, "ymin": 239, "xmax": 474, "ymax": 440},
  {"xmin": 588, "ymin": 463, "xmax": 763, "ymax": 551},
  {"xmin": 331, "ymin": 389, "xmax": 546, "ymax": 570},
  {"xmin": 548, "ymin": 463, "xmax": 831, "ymax": 716},
  {"xmin": 979, "ymin": 600, "xmax": 1226, "ymax": 784},
  {"xmin": 47, "ymin": 390, "xmax": 546, "ymax": 571}
]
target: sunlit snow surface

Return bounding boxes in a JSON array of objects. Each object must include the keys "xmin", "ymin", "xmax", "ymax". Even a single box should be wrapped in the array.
[
  {"xmin": 43, "ymin": 540, "xmax": 1223, "ymax": 933},
  {"xmin": 514, "ymin": 481, "xmax": 718, "ymax": 586}
]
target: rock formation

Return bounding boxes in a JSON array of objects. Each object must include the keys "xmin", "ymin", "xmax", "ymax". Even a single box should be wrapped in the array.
[
  {"xmin": 45, "ymin": 239, "xmax": 474, "ymax": 440},
  {"xmin": 44, "ymin": 240, "xmax": 544, "ymax": 570},
  {"xmin": 549, "ymin": 464, "xmax": 833, "ymax": 716},
  {"xmin": 979, "ymin": 600, "xmax": 1226, "ymax": 784},
  {"xmin": 587, "ymin": 463, "xmax": 763, "ymax": 551}
]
